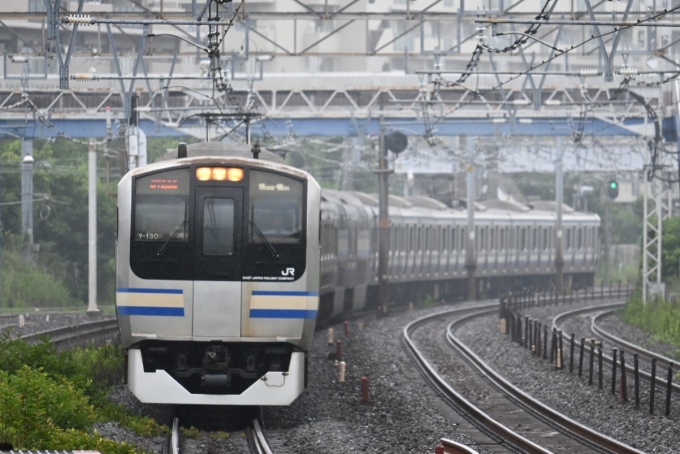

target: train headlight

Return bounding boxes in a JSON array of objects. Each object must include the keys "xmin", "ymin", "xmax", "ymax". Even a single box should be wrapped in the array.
[
  {"xmin": 226, "ymin": 168, "xmax": 244, "ymax": 181},
  {"xmin": 212, "ymin": 167, "xmax": 228, "ymax": 180},
  {"xmin": 196, "ymin": 167, "xmax": 212, "ymax": 181},
  {"xmin": 195, "ymin": 167, "xmax": 244, "ymax": 182}
]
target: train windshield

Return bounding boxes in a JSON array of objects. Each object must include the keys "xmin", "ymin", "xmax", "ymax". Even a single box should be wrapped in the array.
[
  {"xmin": 134, "ymin": 168, "xmax": 190, "ymax": 242},
  {"xmin": 249, "ymin": 170, "xmax": 304, "ymax": 244}
]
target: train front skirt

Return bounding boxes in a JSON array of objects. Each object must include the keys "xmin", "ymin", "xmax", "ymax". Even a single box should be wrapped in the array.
[{"xmin": 127, "ymin": 349, "xmax": 306, "ymax": 405}]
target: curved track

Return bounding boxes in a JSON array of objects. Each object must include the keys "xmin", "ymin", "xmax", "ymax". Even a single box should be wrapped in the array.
[
  {"xmin": 405, "ymin": 305, "xmax": 645, "ymax": 454},
  {"xmin": 553, "ymin": 305, "xmax": 680, "ymax": 397}
]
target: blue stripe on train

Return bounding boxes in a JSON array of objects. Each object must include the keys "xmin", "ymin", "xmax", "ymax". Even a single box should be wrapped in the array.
[
  {"xmin": 251, "ymin": 291, "xmax": 319, "ymax": 297},
  {"xmin": 250, "ymin": 309, "xmax": 318, "ymax": 319},
  {"xmin": 117, "ymin": 306, "xmax": 185, "ymax": 316},
  {"xmin": 117, "ymin": 288, "xmax": 183, "ymax": 294}
]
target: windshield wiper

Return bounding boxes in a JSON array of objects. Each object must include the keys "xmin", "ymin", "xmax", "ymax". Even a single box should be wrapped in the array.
[
  {"xmin": 249, "ymin": 220, "xmax": 279, "ymax": 259},
  {"xmin": 157, "ymin": 220, "xmax": 188, "ymax": 256}
]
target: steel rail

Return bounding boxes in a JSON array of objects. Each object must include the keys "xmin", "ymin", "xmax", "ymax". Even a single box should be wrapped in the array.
[
  {"xmin": 591, "ymin": 310, "xmax": 677, "ymax": 368},
  {"xmin": 171, "ymin": 417, "xmax": 180, "ymax": 454},
  {"xmin": 449, "ymin": 310, "xmax": 646, "ymax": 454},
  {"xmin": 20, "ymin": 318, "xmax": 119, "ymax": 347},
  {"xmin": 439, "ymin": 438, "xmax": 481, "ymax": 454},
  {"xmin": 403, "ymin": 303, "xmax": 549, "ymax": 454},
  {"xmin": 251, "ymin": 419, "xmax": 274, "ymax": 454},
  {"xmin": 553, "ymin": 305, "xmax": 680, "ymax": 395}
]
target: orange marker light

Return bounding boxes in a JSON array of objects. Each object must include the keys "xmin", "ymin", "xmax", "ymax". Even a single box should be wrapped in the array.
[
  {"xmin": 227, "ymin": 167, "xmax": 244, "ymax": 181},
  {"xmin": 196, "ymin": 167, "xmax": 212, "ymax": 181}
]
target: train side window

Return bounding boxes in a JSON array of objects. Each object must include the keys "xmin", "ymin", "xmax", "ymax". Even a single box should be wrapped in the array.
[
  {"xmin": 450, "ymin": 228, "xmax": 456, "ymax": 251},
  {"xmin": 249, "ymin": 170, "xmax": 304, "ymax": 244},
  {"xmin": 521, "ymin": 228, "xmax": 526, "ymax": 251},
  {"xmin": 461, "ymin": 227, "xmax": 466, "ymax": 250},
  {"xmin": 202, "ymin": 198, "xmax": 235, "ymax": 256},
  {"xmin": 425, "ymin": 228, "xmax": 430, "ymax": 252},
  {"xmin": 577, "ymin": 228, "xmax": 582, "ymax": 250},
  {"xmin": 531, "ymin": 228, "xmax": 537, "ymax": 250},
  {"xmin": 489, "ymin": 227, "xmax": 495, "ymax": 251},
  {"xmin": 500, "ymin": 228, "xmax": 505, "ymax": 250}
]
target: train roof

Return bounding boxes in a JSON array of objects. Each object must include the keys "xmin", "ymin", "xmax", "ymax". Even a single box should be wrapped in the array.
[
  {"xmin": 322, "ymin": 189, "xmax": 600, "ymax": 223},
  {"xmin": 155, "ymin": 142, "xmax": 286, "ymax": 164}
]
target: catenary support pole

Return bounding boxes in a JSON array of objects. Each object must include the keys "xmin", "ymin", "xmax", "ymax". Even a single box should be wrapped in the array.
[
  {"xmin": 376, "ymin": 118, "xmax": 391, "ymax": 315},
  {"xmin": 554, "ymin": 136, "xmax": 565, "ymax": 292},
  {"xmin": 87, "ymin": 138, "xmax": 99, "ymax": 314},
  {"xmin": 465, "ymin": 155, "xmax": 477, "ymax": 300}
]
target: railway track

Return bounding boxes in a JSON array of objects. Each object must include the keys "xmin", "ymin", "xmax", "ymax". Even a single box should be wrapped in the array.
[
  {"xmin": 405, "ymin": 304, "xmax": 645, "ymax": 454},
  {"xmin": 166, "ymin": 414, "xmax": 276, "ymax": 454},
  {"xmin": 553, "ymin": 304, "xmax": 680, "ymax": 397},
  {"xmin": 20, "ymin": 318, "xmax": 120, "ymax": 349}
]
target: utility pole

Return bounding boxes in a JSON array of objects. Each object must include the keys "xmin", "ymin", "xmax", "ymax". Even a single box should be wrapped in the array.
[
  {"xmin": 21, "ymin": 139, "xmax": 34, "ymax": 262},
  {"xmin": 376, "ymin": 118, "xmax": 392, "ymax": 316},
  {"xmin": 465, "ymin": 156, "xmax": 477, "ymax": 301},
  {"xmin": 87, "ymin": 138, "xmax": 99, "ymax": 314},
  {"xmin": 554, "ymin": 137, "xmax": 565, "ymax": 292}
]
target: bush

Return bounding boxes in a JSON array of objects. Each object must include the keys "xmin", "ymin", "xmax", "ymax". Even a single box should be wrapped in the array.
[
  {"xmin": 1, "ymin": 245, "xmax": 74, "ymax": 308},
  {"xmin": 0, "ymin": 335, "xmax": 162, "ymax": 453}
]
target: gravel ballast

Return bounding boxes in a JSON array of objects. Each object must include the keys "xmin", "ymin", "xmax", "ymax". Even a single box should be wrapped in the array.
[{"xmin": 25, "ymin": 300, "xmax": 680, "ymax": 454}]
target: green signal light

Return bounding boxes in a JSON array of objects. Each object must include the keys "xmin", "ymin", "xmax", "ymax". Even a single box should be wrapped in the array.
[{"xmin": 610, "ymin": 182, "xmax": 618, "ymax": 188}]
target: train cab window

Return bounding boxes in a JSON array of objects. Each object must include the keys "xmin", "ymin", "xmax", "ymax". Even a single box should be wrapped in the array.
[
  {"xmin": 249, "ymin": 170, "xmax": 304, "ymax": 244},
  {"xmin": 202, "ymin": 198, "xmax": 235, "ymax": 255},
  {"xmin": 134, "ymin": 168, "xmax": 190, "ymax": 243}
]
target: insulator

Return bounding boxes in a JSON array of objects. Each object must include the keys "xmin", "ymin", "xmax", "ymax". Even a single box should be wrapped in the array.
[
  {"xmin": 135, "ymin": 106, "xmax": 151, "ymax": 112},
  {"xmin": 72, "ymin": 73, "xmax": 95, "ymax": 81},
  {"xmin": 513, "ymin": 99, "xmax": 530, "ymax": 105},
  {"xmin": 617, "ymin": 67, "xmax": 638, "ymax": 77},
  {"xmin": 579, "ymin": 68, "xmax": 600, "ymax": 78},
  {"xmin": 65, "ymin": 15, "xmax": 93, "ymax": 25}
]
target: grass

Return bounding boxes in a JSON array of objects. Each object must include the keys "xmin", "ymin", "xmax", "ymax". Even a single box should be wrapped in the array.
[{"xmin": 620, "ymin": 290, "xmax": 680, "ymax": 352}]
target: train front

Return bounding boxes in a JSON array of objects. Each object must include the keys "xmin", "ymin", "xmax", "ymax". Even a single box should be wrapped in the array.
[{"xmin": 116, "ymin": 154, "xmax": 321, "ymax": 406}]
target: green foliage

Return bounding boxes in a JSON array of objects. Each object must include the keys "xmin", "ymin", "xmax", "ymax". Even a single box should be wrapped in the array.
[
  {"xmin": 209, "ymin": 431, "xmax": 230, "ymax": 441},
  {"xmin": 661, "ymin": 216, "xmax": 680, "ymax": 282},
  {"xmin": 0, "ymin": 335, "xmax": 162, "ymax": 452},
  {"xmin": 181, "ymin": 426, "xmax": 202, "ymax": 439},
  {"xmin": 0, "ymin": 235, "xmax": 73, "ymax": 308},
  {"xmin": 621, "ymin": 291, "xmax": 680, "ymax": 351}
]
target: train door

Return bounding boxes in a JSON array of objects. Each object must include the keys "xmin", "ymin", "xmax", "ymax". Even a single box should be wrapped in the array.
[{"xmin": 193, "ymin": 187, "xmax": 243, "ymax": 339}]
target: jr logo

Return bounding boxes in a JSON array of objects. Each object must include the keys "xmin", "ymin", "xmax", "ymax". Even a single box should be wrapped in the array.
[{"xmin": 282, "ymin": 268, "xmax": 295, "ymax": 276}]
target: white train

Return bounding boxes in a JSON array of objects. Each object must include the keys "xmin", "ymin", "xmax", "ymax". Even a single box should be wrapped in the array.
[{"xmin": 116, "ymin": 142, "xmax": 599, "ymax": 406}]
